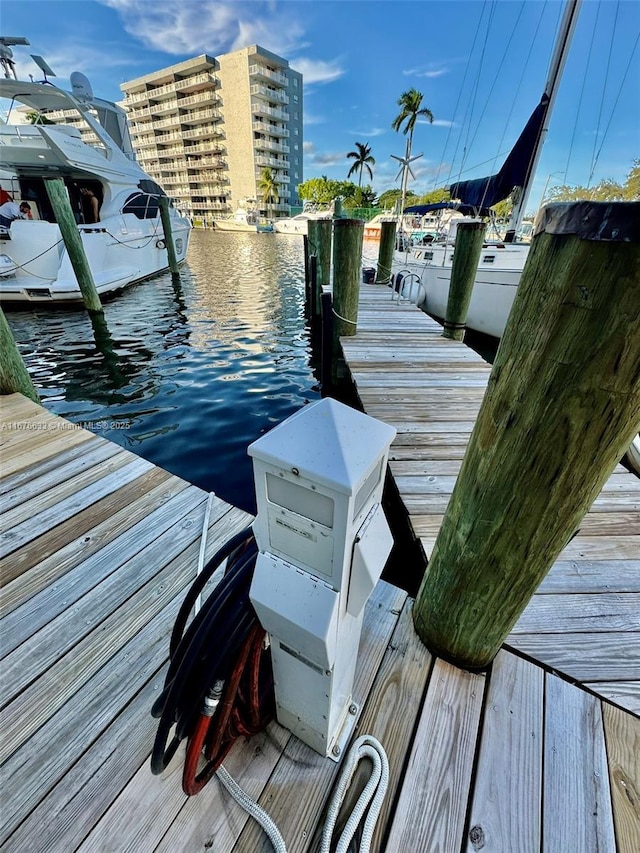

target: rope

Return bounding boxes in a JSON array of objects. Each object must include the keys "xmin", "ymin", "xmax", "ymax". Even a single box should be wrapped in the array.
[
  {"xmin": 320, "ymin": 736, "xmax": 389, "ymax": 853},
  {"xmin": 215, "ymin": 766, "xmax": 288, "ymax": 853},
  {"xmin": 2, "ymin": 237, "xmax": 65, "ymax": 279},
  {"xmin": 332, "ymin": 307, "xmax": 357, "ymax": 326}
]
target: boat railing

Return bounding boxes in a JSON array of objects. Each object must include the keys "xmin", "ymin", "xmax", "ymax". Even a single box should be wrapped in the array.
[{"xmin": 391, "ymin": 269, "xmax": 422, "ymax": 305}]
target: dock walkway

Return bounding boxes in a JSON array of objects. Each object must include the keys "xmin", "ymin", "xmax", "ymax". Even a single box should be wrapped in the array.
[{"xmin": 1, "ymin": 357, "xmax": 639, "ymax": 850}]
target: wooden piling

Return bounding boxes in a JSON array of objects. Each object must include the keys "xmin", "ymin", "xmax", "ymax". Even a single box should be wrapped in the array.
[
  {"xmin": 332, "ymin": 219, "xmax": 364, "ymax": 339},
  {"xmin": 44, "ymin": 178, "xmax": 102, "ymax": 313},
  {"xmin": 309, "ymin": 254, "xmax": 319, "ymax": 319},
  {"xmin": 413, "ymin": 201, "xmax": 640, "ymax": 670},
  {"xmin": 442, "ymin": 221, "xmax": 486, "ymax": 340},
  {"xmin": 0, "ymin": 307, "xmax": 40, "ymax": 403},
  {"xmin": 158, "ymin": 197, "xmax": 180, "ymax": 275},
  {"xmin": 320, "ymin": 290, "xmax": 333, "ymax": 392},
  {"xmin": 376, "ymin": 220, "xmax": 397, "ymax": 285},
  {"xmin": 308, "ymin": 219, "xmax": 332, "ymax": 290},
  {"xmin": 303, "ymin": 234, "xmax": 311, "ymax": 308}
]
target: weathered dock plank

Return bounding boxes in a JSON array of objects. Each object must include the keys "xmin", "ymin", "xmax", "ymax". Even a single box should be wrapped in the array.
[{"xmin": 341, "ymin": 286, "xmax": 640, "ymax": 710}]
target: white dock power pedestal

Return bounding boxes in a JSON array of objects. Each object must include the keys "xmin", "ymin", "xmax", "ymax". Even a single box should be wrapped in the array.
[{"xmin": 248, "ymin": 398, "xmax": 396, "ymax": 759}]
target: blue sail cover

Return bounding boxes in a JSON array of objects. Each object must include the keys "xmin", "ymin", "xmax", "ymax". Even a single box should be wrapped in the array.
[{"xmin": 449, "ymin": 95, "xmax": 550, "ymax": 208}]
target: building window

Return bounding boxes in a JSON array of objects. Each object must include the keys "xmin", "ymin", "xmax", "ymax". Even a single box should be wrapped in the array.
[{"xmin": 294, "ymin": 95, "xmax": 299, "ymax": 103}]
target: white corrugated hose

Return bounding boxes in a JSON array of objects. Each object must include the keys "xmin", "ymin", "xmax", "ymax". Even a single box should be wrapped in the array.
[{"xmin": 215, "ymin": 735, "xmax": 389, "ymax": 853}]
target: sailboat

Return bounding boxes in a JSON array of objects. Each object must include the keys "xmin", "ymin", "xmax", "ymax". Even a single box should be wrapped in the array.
[{"xmin": 390, "ymin": 0, "xmax": 582, "ymax": 339}]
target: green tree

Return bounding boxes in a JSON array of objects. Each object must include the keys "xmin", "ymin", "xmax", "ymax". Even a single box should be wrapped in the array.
[
  {"xmin": 258, "ymin": 167, "xmax": 279, "ymax": 219},
  {"xmin": 343, "ymin": 185, "xmax": 377, "ymax": 209},
  {"xmin": 623, "ymin": 160, "xmax": 640, "ymax": 200},
  {"xmin": 26, "ymin": 110, "xmax": 54, "ymax": 124},
  {"xmin": 346, "ymin": 142, "xmax": 375, "ymax": 186},
  {"xmin": 377, "ymin": 188, "xmax": 415, "ymax": 210},
  {"xmin": 414, "ymin": 188, "xmax": 451, "ymax": 206},
  {"xmin": 392, "ymin": 88, "xmax": 434, "ymax": 212},
  {"xmin": 297, "ymin": 177, "xmax": 361, "ymax": 206},
  {"xmin": 545, "ymin": 162, "xmax": 640, "ymax": 203}
]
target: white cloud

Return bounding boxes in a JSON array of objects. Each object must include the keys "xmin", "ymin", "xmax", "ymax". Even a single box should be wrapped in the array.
[
  {"xmin": 431, "ymin": 119, "xmax": 456, "ymax": 128},
  {"xmin": 98, "ymin": 0, "xmax": 306, "ymax": 57},
  {"xmin": 303, "ymin": 113, "xmax": 325, "ymax": 126},
  {"xmin": 303, "ymin": 141, "xmax": 315, "ymax": 153},
  {"xmin": 290, "ymin": 57, "xmax": 344, "ymax": 85},
  {"xmin": 403, "ymin": 66, "xmax": 448, "ymax": 79},
  {"xmin": 349, "ymin": 128, "xmax": 386, "ymax": 138},
  {"xmin": 310, "ymin": 151, "xmax": 347, "ymax": 167}
]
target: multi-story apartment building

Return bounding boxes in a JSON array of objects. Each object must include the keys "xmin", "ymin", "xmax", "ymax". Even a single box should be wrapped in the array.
[{"xmin": 120, "ymin": 46, "xmax": 303, "ymax": 222}]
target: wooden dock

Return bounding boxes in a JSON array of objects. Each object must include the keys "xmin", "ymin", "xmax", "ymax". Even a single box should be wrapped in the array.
[{"xmin": 1, "ymin": 364, "xmax": 639, "ymax": 851}]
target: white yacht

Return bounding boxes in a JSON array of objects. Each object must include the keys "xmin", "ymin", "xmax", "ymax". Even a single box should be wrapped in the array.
[
  {"xmin": 213, "ymin": 200, "xmax": 273, "ymax": 233},
  {"xmin": 0, "ymin": 46, "xmax": 191, "ymax": 304},
  {"xmin": 273, "ymin": 206, "xmax": 333, "ymax": 236}
]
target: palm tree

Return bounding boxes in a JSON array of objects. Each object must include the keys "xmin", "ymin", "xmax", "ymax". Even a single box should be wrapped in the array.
[
  {"xmin": 346, "ymin": 142, "xmax": 375, "ymax": 186},
  {"xmin": 258, "ymin": 167, "xmax": 279, "ymax": 221},
  {"xmin": 391, "ymin": 88, "xmax": 434, "ymax": 213}
]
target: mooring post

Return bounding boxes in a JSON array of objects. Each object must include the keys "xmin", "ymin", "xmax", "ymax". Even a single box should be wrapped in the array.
[
  {"xmin": 0, "ymin": 307, "xmax": 40, "ymax": 403},
  {"xmin": 307, "ymin": 219, "xmax": 332, "ymax": 318},
  {"xmin": 313, "ymin": 219, "xmax": 333, "ymax": 291},
  {"xmin": 376, "ymin": 220, "xmax": 397, "ymax": 285},
  {"xmin": 442, "ymin": 221, "xmax": 486, "ymax": 340},
  {"xmin": 332, "ymin": 219, "xmax": 364, "ymax": 381},
  {"xmin": 158, "ymin": 196, "xmax": 180, "ymax": 276},
  {"xmin": 320, "ymin": 290, "xmax": 333, "ymax": 392},
  {"xmin": 413, "ymin": 201, "xmax": 640, "ymax": 670},
  {"xmin": 44, "ymin": 178, "xmax": 102, "ymax": 313},
  {"xmin": 303, "ymin": 234, "xmax": 311, "ymax": 309},
  {"xmin": 309, "ymin": 254, "xmax": 319, "ymax": 319}
]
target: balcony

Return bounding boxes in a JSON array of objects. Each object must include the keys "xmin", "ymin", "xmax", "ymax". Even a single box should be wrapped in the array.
[
  {"xmin": 149, "ymin": 99, "xmax": 179, "ymax": 117},
  {"xmin": 127, "ymin": 106, "xmax": 151, "ymax": 120},
  {"xmin": 255, "ymin": 154, "xmax": 290, "ymax": 169},
  {"xmin": 180, "ymin": 108, "xmax": 221, "ymax": 126},
  {"xmin": 174, "ymin": 72, "xmax": 218, "ymax": 93},
  {"xmin": 134, "ymin": 136, "xmax": 157, "ymax": 149},
  {"xmin": 250, "ymin": 84, "xmax": 289, "ymax": 105},
  {"xmin": 155, "ymin": 131, "xmax": 185, "ymax": 144},
  {"xmin": 252, "ymin": 121, "xmax": 289, "ymax": 138},
  {"xmin": 253, "ymin": 138, "xmax": 290, "ymax": 154},
  {"xmin": 159, "ymin": 174, "xmax": 189, "ymax": 185},
  {"xmin": 153, "ymin": 114, "xmax": 181, "ymax": 130},
  {"xmin": 178, "ymin": 92, "xmax": 220, "ymax": 109},
  {"xmin": 184, "ymin": 141, "xmax": 226, "ymax": 156},
  {"xmin": 248, "ymin": 65, "xmax": 287, "ymax": 87},
  {"xmin": 186, "ymin": 155, "xmax": 226, "ymax": 169},
  {"xmin": 157, "ymin": 146, "xmax": 185, "ymax": 158},
  {"xmin": 251, "ymin": 103, "xmax": 290, "ymax": 122},
  {"xmin": 182, "ymin": 126, "xmax": 224, "ymax": 141}
]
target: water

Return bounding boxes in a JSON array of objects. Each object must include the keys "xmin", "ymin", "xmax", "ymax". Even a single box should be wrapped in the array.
[{"xmin": 7, "ymin": 230, "xmax": 321, "ymax": 514}]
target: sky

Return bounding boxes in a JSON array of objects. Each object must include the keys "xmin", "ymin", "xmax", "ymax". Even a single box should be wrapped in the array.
[{"xmin": 2, "ymin": 0, "xmax": 638, "ymax": 212}]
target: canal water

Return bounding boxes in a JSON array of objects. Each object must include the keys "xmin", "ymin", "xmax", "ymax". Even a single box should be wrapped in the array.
[{"xmin": 8, "ymin": 230, "xmax": 320, "ymax": 514}]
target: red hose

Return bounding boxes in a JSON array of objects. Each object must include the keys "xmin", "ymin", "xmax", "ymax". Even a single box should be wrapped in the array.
[{"xmin": 182, "ymin": 624, "xmax": 272, "ymax": 796}]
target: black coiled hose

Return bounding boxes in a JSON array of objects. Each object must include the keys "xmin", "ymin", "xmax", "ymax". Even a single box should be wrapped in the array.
[{"xmin": 150, "ymin": 525, "xmax": 269, "ymax": 776}]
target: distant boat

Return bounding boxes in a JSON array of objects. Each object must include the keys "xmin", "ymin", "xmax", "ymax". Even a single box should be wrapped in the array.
[
  {"xmin": 390, "ymin": 0, "xmax": 582, "ymax": 338},
  {"xmin": 0, "ymin": 51, "xmax": 191, "ymax": 305},
  {"xmin": 213, "ymin": 200, "xmax": 273, "ymax": 233},
  {"xmin": 274, "ymin": 206, "xmax": 332, "ymax": 235}
]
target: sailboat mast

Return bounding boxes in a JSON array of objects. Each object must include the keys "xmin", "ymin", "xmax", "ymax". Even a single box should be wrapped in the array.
[{"xmin": 507, "ymin": 0, "xmax": 582, "ymax": 237}]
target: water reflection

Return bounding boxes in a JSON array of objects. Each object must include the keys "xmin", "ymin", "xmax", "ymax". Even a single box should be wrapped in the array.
[{"xmin": 8, "ymin": 230, "xmax": 320, "ymax": 512}]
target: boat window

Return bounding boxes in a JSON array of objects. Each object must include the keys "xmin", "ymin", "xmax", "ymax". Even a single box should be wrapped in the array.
[
  {"xmin": 482, "ymin": 255, "xmax": 496, "ymax": 263},
  {"xmin": 122, "ymin": 192, "xmax": 160, "ymax": 219}
]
